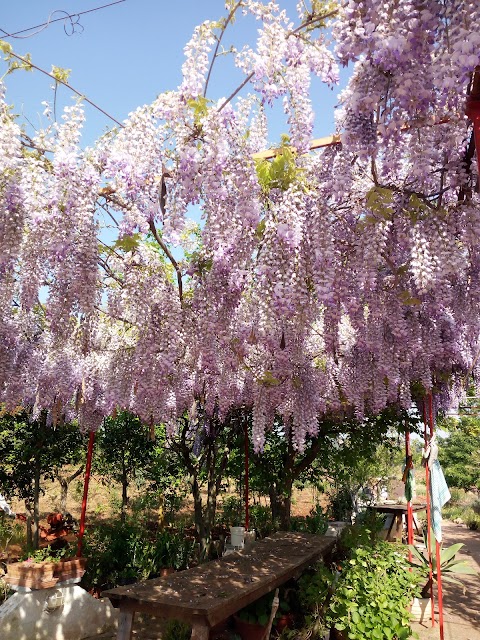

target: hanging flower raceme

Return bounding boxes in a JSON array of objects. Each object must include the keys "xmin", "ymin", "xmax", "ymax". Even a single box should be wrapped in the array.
[{"xmin": 2, "ymin": 0, "xmax": 480, "ymax": 446}]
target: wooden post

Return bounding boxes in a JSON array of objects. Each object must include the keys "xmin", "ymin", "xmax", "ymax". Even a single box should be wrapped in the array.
[
  {"xmin": 117, "ymin": 610, "xmax": 135, "ymax": 640},
  {"xmin": 191, "ymin": 620, "xmax": 210, "ymax": 640}
]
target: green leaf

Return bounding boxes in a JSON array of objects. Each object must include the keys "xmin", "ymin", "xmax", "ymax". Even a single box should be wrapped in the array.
[
  {"xmin": 442, "ymin": 561, "xmax": 477, "ymax": 575},
  {"xmin": 408, "ymin": 544, "xmax": 427, "ymax": 566},
  {"xmin": 187, "ymin": 96, "xmax": 210, "ymax": 124},
  {"xmin": 439, "ymin": 543, "xmax": 463, "ymax": 564},
  {"xmin": 398, "ymin": 290, "xmax": 422, "ymax": 306},
  {"xmin": 0, "ymin": 39, "xmax": 13, "ymax": 54},
  {"xmin": 51, "ymin": 65, "xmax": 71, "ymax": 84},
  {"xmin": 258, "ymin": 371, "xmax": 281, "ymax": 387},
  {"xmin": 255, "ymin": 218, "xmax": 266, "ymax": 240},
  {"xmin": 114, "ymin": 233, "xmax": 141, "ymax": 253}
]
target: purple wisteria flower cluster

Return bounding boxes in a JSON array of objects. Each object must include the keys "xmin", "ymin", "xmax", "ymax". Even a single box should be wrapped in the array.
[{"xmin": 1, "ymin": 0, "xmax": 480, "ymax": 449}]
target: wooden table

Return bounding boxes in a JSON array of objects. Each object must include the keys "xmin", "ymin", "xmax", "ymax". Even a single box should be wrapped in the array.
[
  {"xmin": 368, "ymin": 503, "xmax": 426, "ymax": 541},
  {"xmin": 103, "ymin": 531, "xmax": 334, "ymax": 640}
]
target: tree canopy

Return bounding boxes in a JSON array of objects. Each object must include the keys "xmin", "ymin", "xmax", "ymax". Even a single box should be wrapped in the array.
[
  {"xmin": 439, "ymin": 416, "xmax": 480, "ymax": 490},
  {"xmin": 1, "ymin": 1, "xmax": 480, "ymax": 449}
]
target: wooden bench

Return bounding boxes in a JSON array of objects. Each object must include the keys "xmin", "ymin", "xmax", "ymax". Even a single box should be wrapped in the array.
[{"xmin": 103, "ymin": 531, "xmax": 335, "ymax": 639}]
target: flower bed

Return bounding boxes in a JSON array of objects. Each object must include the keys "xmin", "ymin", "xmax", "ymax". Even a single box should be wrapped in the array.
[{"xmin": 5, "ymin": 557, "xmax": 86, "ymax": 589}]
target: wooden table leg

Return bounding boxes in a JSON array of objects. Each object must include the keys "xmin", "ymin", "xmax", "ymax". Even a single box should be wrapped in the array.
[
  {"xmin": 117, "ymin": 609, "xmax": 135, "ymax": 640},
  {"xmin": 392, "ymin": 514, "xmax": 403, "ymax": 541},
  {"xmin": 191, "ymin": 620, "xmax": 210, "ymax": 640},
  {"xmin": 385, "ymin": 514, "xmax": 395, "ymax": 541}
]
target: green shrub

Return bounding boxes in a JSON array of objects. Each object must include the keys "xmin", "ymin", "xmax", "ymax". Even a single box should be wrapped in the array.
[
  {"xmin": 0, "ymin": 515, "xmax": 24, "ymax": 550},
  {"xmin": 237, "ymin": 589, "xmax": 292, "ymax": 627},
  {"xmin": 442, "ymin": 504, "xmax": 465, "ymax": 521},
  {"xmin": 81, "ymin": 520, "xmax": 197, "ymax": 591},
  {"xmin": 237, "ymin": 591, "xmax": 275, "ymax": 626},
  {"xmin": 298, "ymin": 562, "xmax": 336, "ymax": 611},
  {"xmin": 327, "ymin": 542, "xmax": 421, "ymax": 640},
  {"xmin": 465, "ymin": 511, "xmax": 480, "ymax": 530},
  {"xmin": 448, "ymin": 487, "xmax": 467, "ymax": 505},
  {"xmin": 0, "ymin": 577, "xmax": 12, "ymax": 605},
  {"xmin": 249, "ymin": 504, "xmax": 276, "ymax": 538},
  {"xmin": 296, "ymin": 564, "xmax": 338, "ymax": 639},
  {"xmin": 20, "ymin": 544, "xmax": 69, "ymax": 563},
  {"xmin": 162, "ymin": 619, "xmax": 191, "ymax": 640},
  {"xmin": 336, "ymin": 511, "xmax": 385, "ymax": 559},
  {"xmin": 328, "ymin": 487, "xmax": 353, "ymax": 522},
  {"xmin": 290, "ymin": 504, "xmax": 328, "ymax": 535},
  {"xmin": 220, "ymin": 496, "xmax": 244, "ymax": 526}
]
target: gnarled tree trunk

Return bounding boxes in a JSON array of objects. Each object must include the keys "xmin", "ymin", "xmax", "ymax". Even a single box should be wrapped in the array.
[{"xmin": 55, "ymin": 465, "xmax": 83, "ymax": 513}]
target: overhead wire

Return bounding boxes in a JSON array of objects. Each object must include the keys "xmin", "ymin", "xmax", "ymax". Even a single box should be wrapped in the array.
[{"xmin": 0, "ymin": 1, "xmax": 126, "ymax": 40}]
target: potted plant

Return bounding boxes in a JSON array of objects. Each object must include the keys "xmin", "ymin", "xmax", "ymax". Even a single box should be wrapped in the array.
[
  {"xmin": 234, "ymin": 591, "xmax": 277, "ymax": 640},
  {"xmin": 5, "ymin": 544, "xmax": 87, "ymax": 590},
  {"xmin": 408, "ymin": 529, "xmax": 477, "ymax": 620}
]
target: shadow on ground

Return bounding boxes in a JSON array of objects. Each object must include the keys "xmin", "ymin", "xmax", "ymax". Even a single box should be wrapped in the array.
[{"xmin": 412, "ymin": 521, "xmax": 480, "ymax": 640}]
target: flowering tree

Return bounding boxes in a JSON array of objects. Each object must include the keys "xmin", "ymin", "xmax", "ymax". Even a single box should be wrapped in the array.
[{"xmin": 1, "ymin": 0, "xmax": 480, "ymax": 455}]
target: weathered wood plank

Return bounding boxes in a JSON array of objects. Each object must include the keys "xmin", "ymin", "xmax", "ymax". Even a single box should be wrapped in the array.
[
  {"xmin": 103, "ymin": 532, "xmax": 334, "ymax": 631},
  {"xmin": 190, "ymin": 619, "xmax": 210, "ymax": 640},
  {"xmin": 116, "ymin": 610, "xmax": 134, "ymax": 640}
]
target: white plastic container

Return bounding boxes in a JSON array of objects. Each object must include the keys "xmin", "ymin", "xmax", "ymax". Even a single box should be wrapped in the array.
[
  {"xmin": 230, "ymin": 526, "xmax": 245, "ymax": 547},
  {"xmin": 410, "ymin": 597, "xmax": 431, "ymax": 622}
]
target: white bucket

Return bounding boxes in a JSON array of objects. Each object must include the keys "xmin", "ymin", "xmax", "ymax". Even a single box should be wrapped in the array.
[
  {"xmin": 410, "ymin": 597, "xmax": 431, "ymax": 623},
  {"xmin": 230, "ymin": 526, "xmax": 245, "ymax": 547}
]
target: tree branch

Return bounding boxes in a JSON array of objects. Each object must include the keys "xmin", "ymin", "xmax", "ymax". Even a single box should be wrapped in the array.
[
  {"xmin": 203, "ymin": 1, "xmax": 243, "ymax": 98},
  {"xmin": 148, "ymin": 219, "xmax": 184, "ymax": 305},
  {"xmin": 4, "ymin": 47, "xmax": 124, "ymax": 127}
]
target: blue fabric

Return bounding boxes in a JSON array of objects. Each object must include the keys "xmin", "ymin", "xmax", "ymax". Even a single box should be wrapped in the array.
[{"xmin": 429, "ymin": 459, "xmax": 450, "ymax": 543}]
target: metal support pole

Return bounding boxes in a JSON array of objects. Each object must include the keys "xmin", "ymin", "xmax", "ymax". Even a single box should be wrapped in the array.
[
  {"xmin": 244, "ymin": 418, "xmax": 249, "ymax": 531},
  {"xmin": 77, "ymin": 430, "xmax": 95, "ymax": 557},
  {"xmin": 405, "ymin": 431, "xmax": 414, "ymax": 559},
  {"xmin": 423, "ymin": 400, "xmax": 435, "ymax": 626},
  {"xmin": 429, "ymin": 394, "xmax": 445, "ymax": 640},
  {"xmin": 465, "ymin": 67, "xmax": 480, "ymax": 182}
]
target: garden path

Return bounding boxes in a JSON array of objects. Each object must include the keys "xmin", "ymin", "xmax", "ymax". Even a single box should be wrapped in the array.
[{"xmin": 411, "ymin": 521, "xmax": 480, "ymax": 640}]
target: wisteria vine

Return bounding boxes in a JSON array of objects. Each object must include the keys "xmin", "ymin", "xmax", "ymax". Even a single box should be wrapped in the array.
[{"xmin": 1, "ymin": 0, "xmax": 480, "ymax": 450}]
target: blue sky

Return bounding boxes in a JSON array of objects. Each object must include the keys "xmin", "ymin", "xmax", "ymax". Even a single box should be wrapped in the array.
[{"xmin": 1, "ymin": 1, "xmax": 349, "ymax": 147}]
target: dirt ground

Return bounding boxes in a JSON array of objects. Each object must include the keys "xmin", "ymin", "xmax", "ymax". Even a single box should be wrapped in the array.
[
  {"xmin": 9, "ymin": 475, "xmax": 321, "ymax": 525},
  {"xmin": 411, "ymin": 521, "xmax": 480, "ymax": 640}
]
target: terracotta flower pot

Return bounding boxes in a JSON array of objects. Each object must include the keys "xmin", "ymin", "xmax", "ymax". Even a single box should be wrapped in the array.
[
  {"xmin": 275, "ymin": 612, "xmax": 295, "ymax": 632},
  {"xmin": 5, "ymin": 560, "xmax": 57, "ymax": 589},
  {"xmin": 5, "ymin": 557, "xmax": 86, "ymax": 589},
  {"xmin": 53, "ymin": 556, "xmax": 87, "ymax": 581},
  {"xmin": 234, "ymin": 615, "xmax": 268, "ymax": 640}
]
